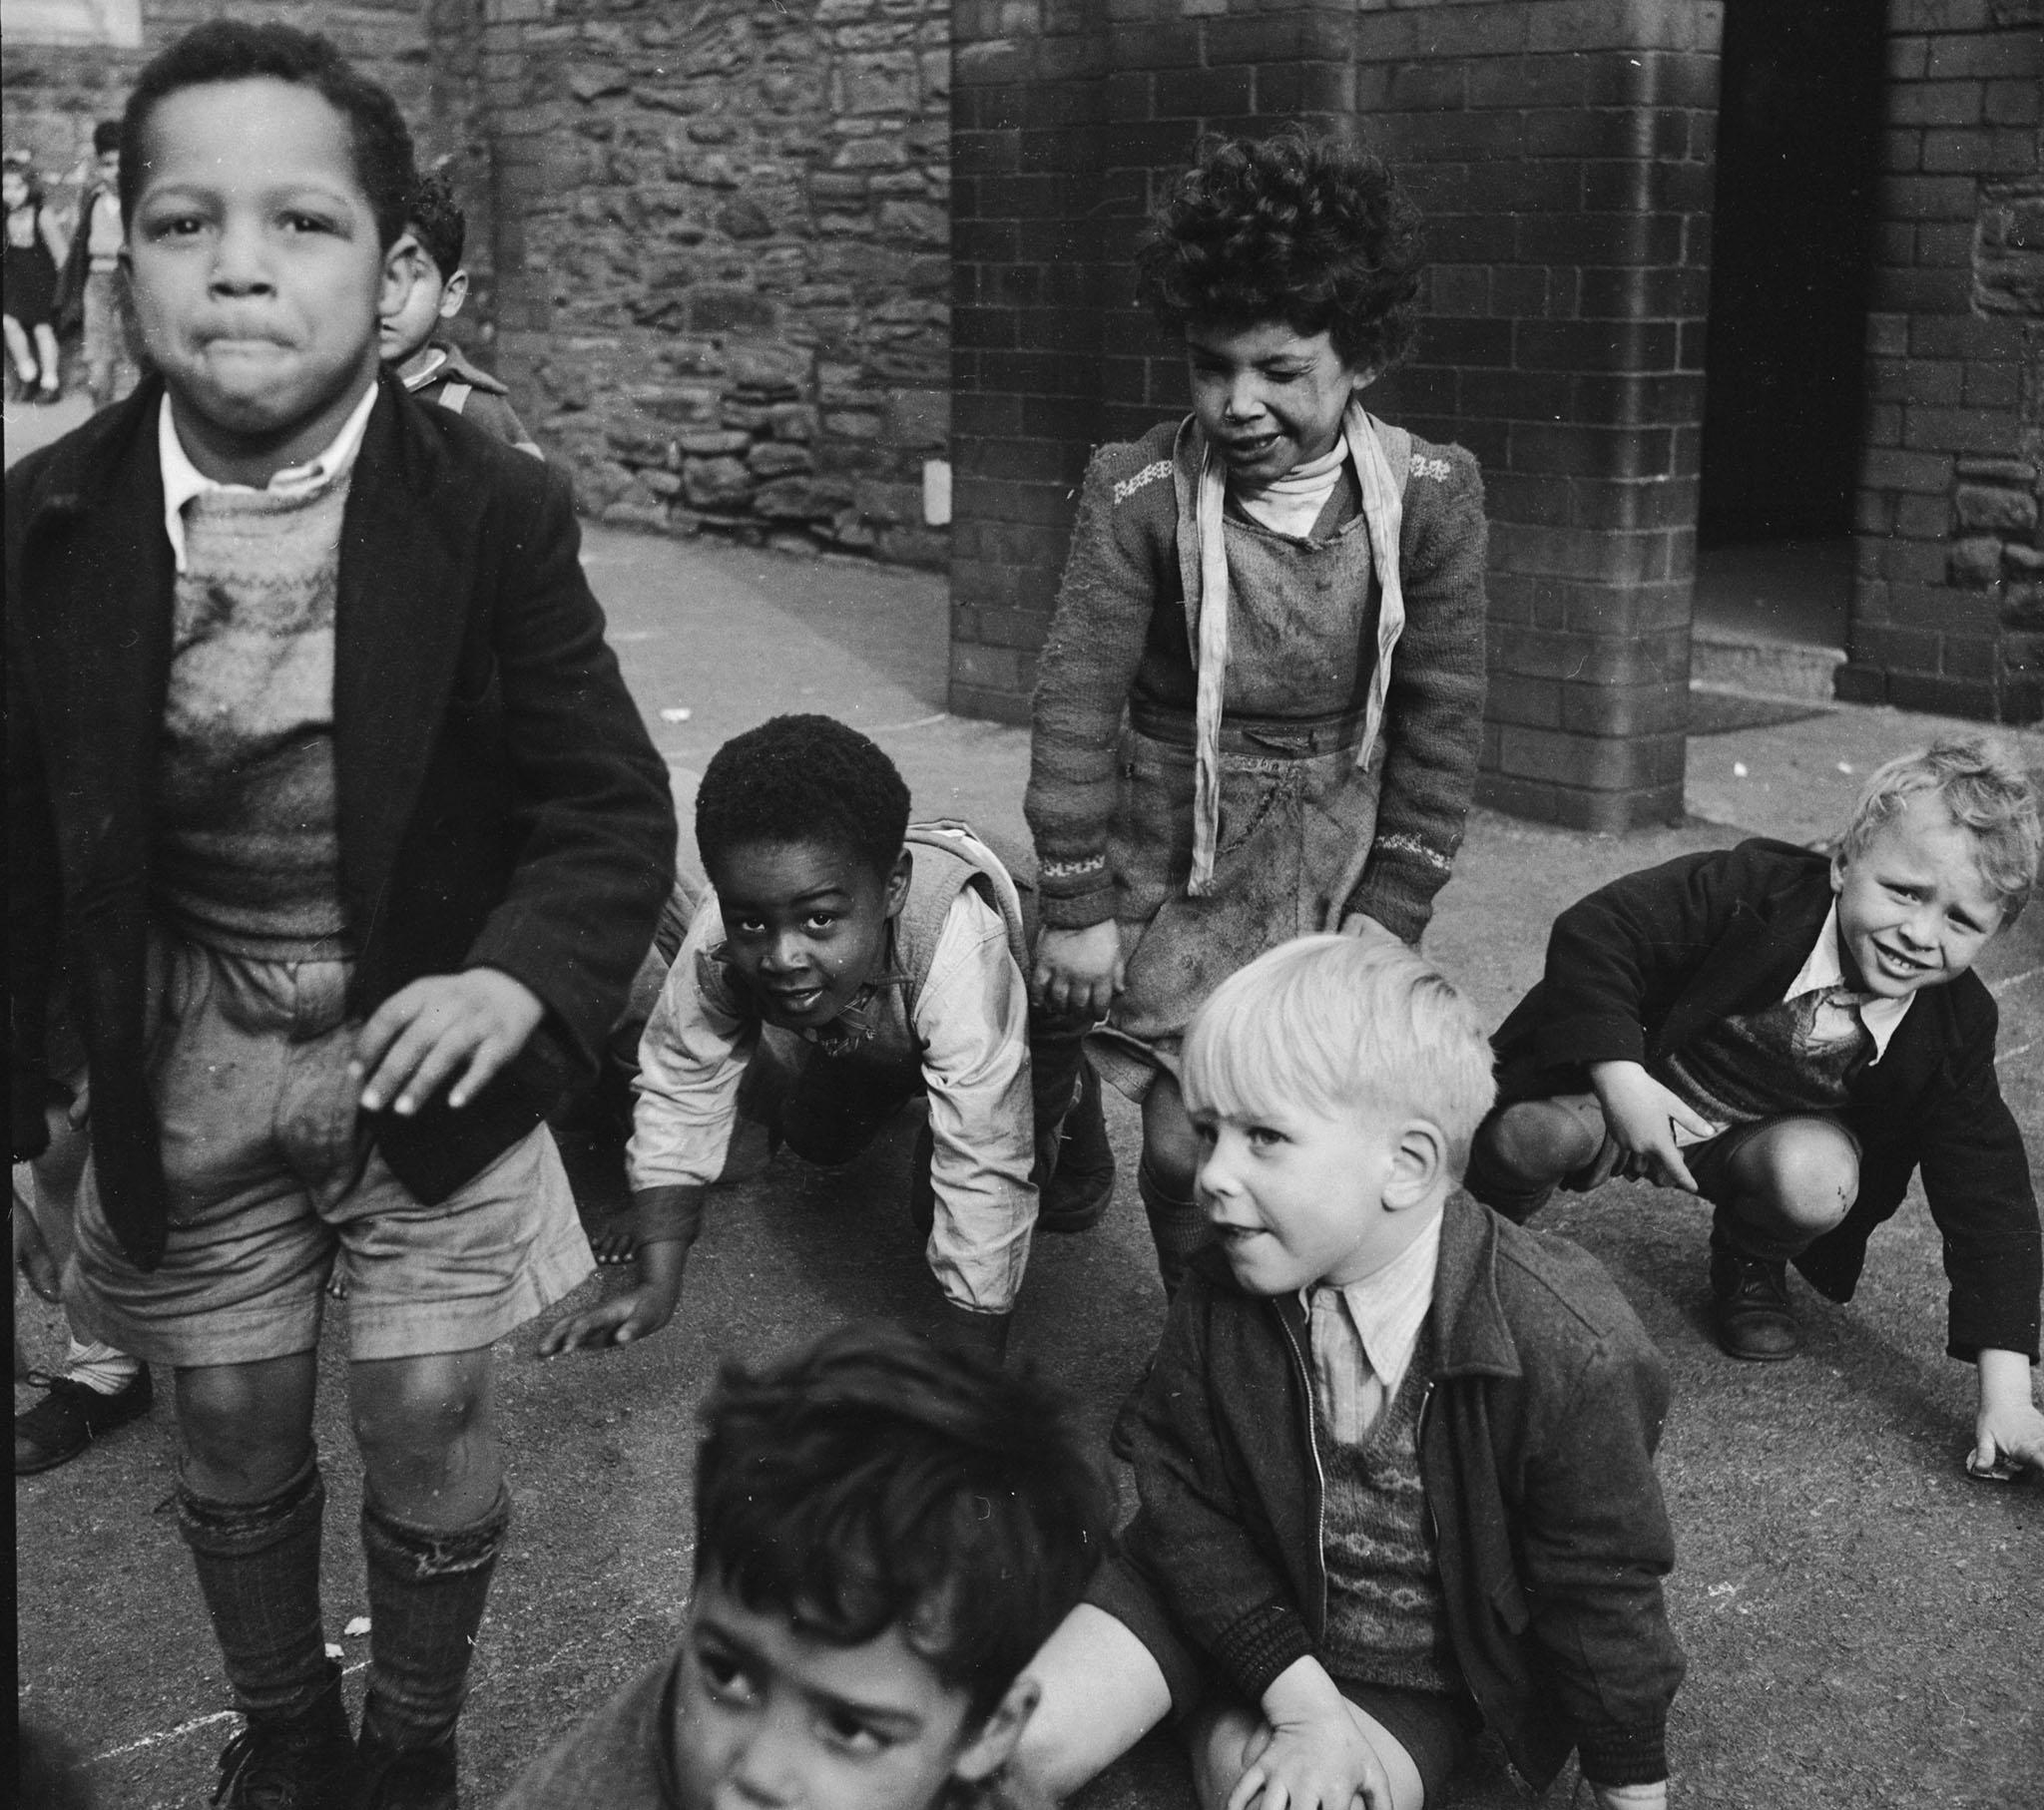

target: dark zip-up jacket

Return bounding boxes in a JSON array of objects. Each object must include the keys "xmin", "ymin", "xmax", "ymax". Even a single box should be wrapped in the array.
[
  {"xmin": 1090, "ymin": 1193, "xmax": 1685, "ymax": 1791},
  {"xmin": 7, "ymin": 373, "xmax": 677, "ymax": 1267},
  {"xmin": 1489, "ymin": 838, "xmax": 2040, "ymax": 1363}
]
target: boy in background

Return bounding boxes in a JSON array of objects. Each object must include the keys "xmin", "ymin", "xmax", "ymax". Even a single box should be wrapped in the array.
[
  {"xmin": 497, "ymin": 1320, "xmax": 1110, "ymax": 1810},
  {"xmin": 55, "ymin": 120, "xmax": 140, "ymax": 409},
  {"xmin": 7, "ymin": 21, "xmax": 675, "ymax": 1809},
  {"xmin": 542, "ymin": 713, "xmax": 1112, "ymax": 1365},
  {"xmin": 379, "ymin": 169, "xmax": 539, "ymax": 456},
  {"xmin": 1467, "ymin": 738, "xmax": 2044, "ymax": 1478},
  {"xmin": 1018, "ymin": 938, "xmax": 1684, "ymax": 1810}
]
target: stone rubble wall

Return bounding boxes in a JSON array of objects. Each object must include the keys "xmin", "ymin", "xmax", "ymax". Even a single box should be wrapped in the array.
[{"xmin": 487, "ymin": 0, "xmax": 952, "ymax": 567}]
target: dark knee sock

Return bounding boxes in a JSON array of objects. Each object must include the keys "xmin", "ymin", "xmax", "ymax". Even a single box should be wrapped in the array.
[
  {"xmin": 1139, "ymin": 1158, "xmax": 1208, "ymax": 1298},
  {"xmin": 176, "ymin": 1452, "xmax": 331, "ymax": 1723},
  {"xmin": 360, "ymin": 1487, "xmax": 512, "ymax": 1750}
]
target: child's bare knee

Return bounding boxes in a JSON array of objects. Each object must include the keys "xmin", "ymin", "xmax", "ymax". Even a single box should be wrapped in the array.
[
  {"xmin": 1489, "ymin": 1098, "xmax": 1600, "ymax": 1182},
  {"xmin": 1749, "ymin": 1122, "xmax": 1858, "ymax": 1233}
]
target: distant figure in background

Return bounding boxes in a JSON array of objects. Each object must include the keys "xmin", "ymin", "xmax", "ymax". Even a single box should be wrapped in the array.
[
  {"xmin": 379, "ymin": 169, "xmax": 540, "ymax": 457},
  {"xmin": 4, "ymin": 153, "xmax": 69, "ymax": 404},
  {"xmin": 55, "ymin": 121, "xmax": 139, "ymax": 410}
]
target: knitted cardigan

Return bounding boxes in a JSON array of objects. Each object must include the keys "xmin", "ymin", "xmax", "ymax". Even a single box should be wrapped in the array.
[{"xmin": 1025, "ymin": 417, "xmax": 1489, "ymax": 943}]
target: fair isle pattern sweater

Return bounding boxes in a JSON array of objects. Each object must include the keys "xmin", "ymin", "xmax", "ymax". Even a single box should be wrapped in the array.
[
  {"xmin": 1026, "ymin": 417, "xmax": 1488, "ymax": 943},
  {"xmin": 1317, "ymin": 1321, "xmax": 1463, "ymax": 1696},
  {"xmin": 153, "ymin": 476, "xmax": 351, "ymax": 958}
]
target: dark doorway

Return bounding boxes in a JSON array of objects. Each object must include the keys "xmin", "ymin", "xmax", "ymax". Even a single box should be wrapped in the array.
[{"xmin": 1696, "ymin": 0, "xmax": 1884, "ymax": 663}]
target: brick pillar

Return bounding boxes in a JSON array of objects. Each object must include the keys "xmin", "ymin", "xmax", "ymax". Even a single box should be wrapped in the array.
[
  {"xmin": 1840, "ymin": 1, "xmax": 2043, "ymax": 722},
  {"xmin": 1354, "ymin": 2, "xmax": 1720, "ymax": 830}
]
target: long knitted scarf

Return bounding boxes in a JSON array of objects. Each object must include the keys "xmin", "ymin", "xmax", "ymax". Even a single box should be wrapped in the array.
[{"xmin": 1188, "ymin": 398, "xmax": 1407, "ymax": 895}]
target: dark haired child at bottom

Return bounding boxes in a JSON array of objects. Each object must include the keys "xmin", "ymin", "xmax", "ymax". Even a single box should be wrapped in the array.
[
  {"xmin": 1026, "ymin": 132, "xmax": 1489, "ymax": 1306},
  {"xmin": 542, "ymin": 714, "xmax": 1114, "ymax": 1364},
  {"xmin": 497, "ymin": 1320, "xmax": 1112, "ymax": 1810}
]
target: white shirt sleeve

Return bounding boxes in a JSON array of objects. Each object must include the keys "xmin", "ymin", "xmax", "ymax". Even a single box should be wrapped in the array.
[
  {"xmin": 914, "ymin": 886, "xmax": 1038, "ymax": 1315},
  {"xmin": 626, "ymin": 896, "xmax": 759, "ymax": 1192}
]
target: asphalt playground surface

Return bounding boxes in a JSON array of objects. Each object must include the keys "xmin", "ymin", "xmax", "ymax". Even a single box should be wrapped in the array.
[{"xmin": 11, "ymin": 391, "xmax": 2043, "ymax": 1808}]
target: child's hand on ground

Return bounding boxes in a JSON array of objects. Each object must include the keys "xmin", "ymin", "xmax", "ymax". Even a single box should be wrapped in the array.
[
  {"xmin": 1031, "ymin": 921, "xmax": 1124, "ymax": 1019},
  {"xmin": 1970, "ymin": 1348, "xmax": 2044, "ymax": 1478},
  {"xmin": 1587, "ymin": 1061, "xmax": 1713, "ymax": 1192},
  {"xmin": 1232, "ymin": 1660, "xmax": 1393, "ymax": 1810},
  {"xmin": 540, "ymin": 1238, "xmax": 687, "ymax": 1355},
  {"xmin": 12, "ymin": 1190, "xmax": 62, "ymax": 1302},
  {"xmin": 352, "ymin": 967, "xmax": 545, "ymax": 1116}
]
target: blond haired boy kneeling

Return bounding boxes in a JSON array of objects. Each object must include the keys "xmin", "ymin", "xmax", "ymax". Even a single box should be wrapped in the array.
[{"xmin": 1019, "ymin": 938, "xmax": 1685, "ymax": 1810}]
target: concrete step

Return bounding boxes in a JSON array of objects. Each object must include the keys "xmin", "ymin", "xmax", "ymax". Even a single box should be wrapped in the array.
[{"xmin": 1689, "ymin": 628, "xmax": 1844, "ymax": 702}]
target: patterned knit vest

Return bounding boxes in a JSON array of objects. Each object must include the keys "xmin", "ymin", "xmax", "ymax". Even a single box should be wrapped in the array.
[
  {"xmin": 1660, "ymin": 986, "xmax": 1872, "ymax": 1129},
  {"xmin": 153, "ymin": 475, "xmax": 351, "ymax": 959},
  {"xmin": 1317, "ymin": 1320, "xmax": 1462, "ymax": 1695}
]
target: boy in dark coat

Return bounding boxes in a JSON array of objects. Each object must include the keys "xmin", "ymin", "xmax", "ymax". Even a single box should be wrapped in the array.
[
  {"xmin": 1015, "ymin": 938, "xmax": 1683, "ymax": 1810},
  {"xmin": 1466, "ymin": 738, "xmax": 2043, "ymax": 1479},
  {"xmin": 6, "ymin": 22, "xmax": 675, "ymax": 1809}
]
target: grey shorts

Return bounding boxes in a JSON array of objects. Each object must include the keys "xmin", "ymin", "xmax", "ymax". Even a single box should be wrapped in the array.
[{"xmin": 65, "ymin": 927, "xmax": 593, "ymax": 1368}]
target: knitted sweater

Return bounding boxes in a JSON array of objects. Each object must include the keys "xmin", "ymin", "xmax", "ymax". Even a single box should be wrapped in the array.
[
  {"xmin": 1318, "ymin": 1322, "xmax": 1462, "ymax": 1696},
  {"xmin": 154, "ymin": 476, "xmax": 351, "ymax": 958},
  {"xmin": 1026, "ymin": 416, "xmax": 1488, "ymax": 943}
]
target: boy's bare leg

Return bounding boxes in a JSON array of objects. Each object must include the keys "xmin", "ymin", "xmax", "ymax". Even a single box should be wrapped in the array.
[
  {"xmin": 173, "ymin": 1353, "xmax": 340, "ymax": 1737},
  {"xmin": 349, "ymin": 1347, "xmax": 512, "ymax": 1770},
  {"xmin": 1706, "ymin": 1117, "xmax": 1857, "ymax": 1362},
  {"xmin": 1014, "ymin": 1604, "xmax": 1175, "ymax": 1801},
  {"xmin": 1464, "ymin": 1094, "xmax": 1607, "ymax": 1219},
  {"xmin": 1141, "ymin": 1072, "xmax": 1209, "ymax": 1296}
]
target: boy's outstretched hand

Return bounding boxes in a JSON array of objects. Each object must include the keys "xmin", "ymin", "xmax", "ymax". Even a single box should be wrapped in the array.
[
  {"xmin": 1971, "ymin": 1348, "xmax": 2044, "ymax": 1480},
  {"xmin": 1231, "ymin": 1660, "xmax": 1394, "ymax": 1810},
  {"xmin": 540, "ymin": 1239, "xmax": 687, "ymax": 1355},
  {"xmin": 1586, "ymin": 1061, "xmax": 1714, "ymax": 1193},
  {"xmin": 353, "ymin": 968, "xmax": 545, "ymax": 1116}
]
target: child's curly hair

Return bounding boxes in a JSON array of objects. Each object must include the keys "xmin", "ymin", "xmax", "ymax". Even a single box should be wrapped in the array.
[
  {"xmin": 403, "ymin": 169, "xmax": 466, "ymax": 281},
  {"xmin": 1136, "ymin": 132, "xmax": 1424, "ymax": 374},
  {"xmin": 696, "ymin": 713, "xmax": 911, "ymax": 884}
]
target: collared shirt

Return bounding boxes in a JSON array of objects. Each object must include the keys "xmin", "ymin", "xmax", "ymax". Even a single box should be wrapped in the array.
[
  {"xmin": 1304, "ymin": 1205, "xmax": 1444, "ymax": 1447},
  {"xmin": 159, "ymin": 380, "xmax": 378, "ymax": 574},
  {"xmin": 1785, "ymin": 900, "xmax": 1910, "ymax": 1063},
  {"xmin": 629, "ymin": 886, "xmax": 1038, "ymax": 1315}
]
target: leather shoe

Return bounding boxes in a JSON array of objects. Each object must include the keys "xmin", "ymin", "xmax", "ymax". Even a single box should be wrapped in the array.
[
  {"xmin": 15, "ymin": 1367, "xmax": 154, "ymax": 1475},
  {"xmin": 1709, "ymin": 1245, "xmax": 1800, "ymax": 1361},
  {"xmin": 356, "ymin": 1720, "xmax": 458, "ymax": 1810},
  {"xmin": 213, "ymin": 1661, "xmax": 355, "ymax": 1809}
]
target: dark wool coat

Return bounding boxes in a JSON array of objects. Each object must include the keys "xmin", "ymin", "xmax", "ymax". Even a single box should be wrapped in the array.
[
  {"xmin": 1092, "ymin": 1192, "xmax": 1686, "ymax": 1793},
  {"xmin": 7, "ymin": 372, "xmax": 678, "ymax": 1268},
  {"xmin": 1024, "ymin": 416, "xmax": 1488, "ymax": 945},
  {"xmin": 1490, "ymin": 838, "xmax": 2041, "ymax": 1362}
]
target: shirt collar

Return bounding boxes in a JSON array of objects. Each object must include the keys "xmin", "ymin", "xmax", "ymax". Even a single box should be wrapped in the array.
[
  {"xmin": 1307, "ymin": 1203, "xmax": 1444, "ymax": 1396},
  {"xmin": 158, "ymin": 379, "xmax": 379, "ymax": 574},
  {"xmin": 1785, "ymin": 900, "xmax": 1912, "ymax": 1063},
  {"xmin": 400, "ymin": 346, "xmax": 449, "ymax": 393}
]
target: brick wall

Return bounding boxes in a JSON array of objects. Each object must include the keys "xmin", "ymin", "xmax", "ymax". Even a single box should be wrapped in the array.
[
  {"xmin": 481, "ymin": 0, "xmax": 952, "ymax": 565},
  {"xmin": 949, "ymin": 0, "xmax": 1721, "ymax": 833},
  {"xmin": 1841, "ymin": 0, "xmax": 2043, "ymax": 722}
]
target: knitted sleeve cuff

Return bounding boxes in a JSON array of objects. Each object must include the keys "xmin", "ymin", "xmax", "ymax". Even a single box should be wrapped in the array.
[
  {"xmin": 1210, "ymin": 1600, "xmax": 1316, "ymax": 1703},
  {"xmin": 1576, "ymin": 1720, "xmax": 1670, "ymax": 1788},
  {"xmin": 1036, "ymin": 852, "xmax": 1118, "ymax": 930}
]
